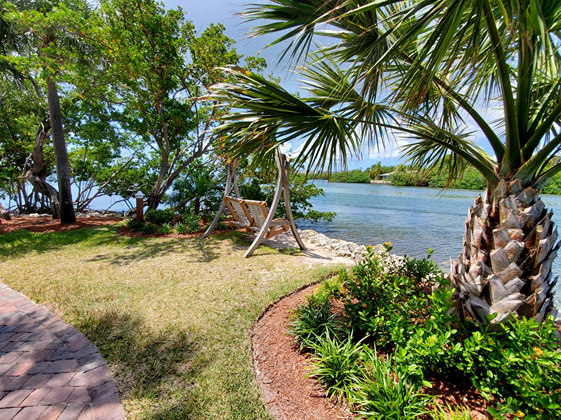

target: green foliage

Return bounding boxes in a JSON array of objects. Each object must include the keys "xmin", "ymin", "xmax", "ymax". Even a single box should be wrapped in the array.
[
  {"xmin": 343, "ymin": 249, "xmax": 443, "ymax": 348},
  {"xmin": 464, "ymin": 317, "xmax": 561, "ymax": 419},
  {"xmin": 290, "ymin": 291, "xmax": 343, "ymax": 350},
  {"xmin": 127, "ymin": 218, "xmax": 144, "ymax": 232},
  {"xmin": 330, "ymin": 169, "xmax": 371, "ymax": 184},
  {"xmin": 144, "ymin": 208, "xmax": 175, "ymax": 225},
  {"xmin": 182, "ymin": 213, "xmax": 202, "ymax": 233},
  {"xmin": 431, "ymin": 404, "xmax": 474, "ymax": 420},
  {"xmin": 307, "ymin": 333, "xmax": 365, "ymax": 401},
  {"xmin": 159, "ymin": 223, "xmax": 172, "ymax": 235},
  {"xmin": 400, "ymin": 248, "xmax": 442, "ymax": 283},
  {"xmin": 141, "ymin": 223, "xmax": 158, "ymax": 234},
  {"xmin": 351, "ymin": 351, "xmax": 432, "ymax": 420},
  {"xmin": 541, "ymin": 171, "xmax": 561, "ymax": 194},
  {"xmin": 174, "ymin": 222, "xmax": 187, "ymax": 234}
]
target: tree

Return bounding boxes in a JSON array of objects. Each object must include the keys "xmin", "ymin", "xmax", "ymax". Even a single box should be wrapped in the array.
[
  {"xmin": 3, "ymin": 0, "xmax": 100, "ymax": 223},
  {"xmin": 98, "ymin": 0, "xmax": 262, "ymax": 210},
  {"xmin": 209, "ymin": 0, "xmax": 561, "ymax": 327}
]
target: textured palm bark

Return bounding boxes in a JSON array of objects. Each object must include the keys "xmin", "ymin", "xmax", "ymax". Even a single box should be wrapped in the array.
[{"xmin": 450, "ymin": 179, "xmax": 558, "ymax": 326}]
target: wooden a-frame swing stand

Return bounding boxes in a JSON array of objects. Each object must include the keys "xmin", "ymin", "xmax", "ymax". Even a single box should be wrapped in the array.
[{"xmin": 202, "ymin": 151, "xmax": 307, "ymax": 257}]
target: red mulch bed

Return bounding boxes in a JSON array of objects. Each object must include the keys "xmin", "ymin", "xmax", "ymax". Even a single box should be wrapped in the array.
[
  {"xmin": 253, "ymin": 284, "xmax": 492, "ymax": 420},
  {"xmin": 0, "ymin": 216, "xmax": 123, "ymax": 234}
]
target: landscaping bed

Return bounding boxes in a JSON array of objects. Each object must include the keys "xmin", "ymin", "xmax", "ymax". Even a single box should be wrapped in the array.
[{"xmin": 285, "ymin": 246, "xmax": 561, "ymax": 419}]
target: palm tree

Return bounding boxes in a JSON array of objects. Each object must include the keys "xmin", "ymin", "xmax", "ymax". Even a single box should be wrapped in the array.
[{"xmin": 209, "ymin": 0, "xmax": 561, "ymax": 327}]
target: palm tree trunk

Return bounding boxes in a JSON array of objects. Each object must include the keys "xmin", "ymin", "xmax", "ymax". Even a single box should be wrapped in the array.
[
  {"xmin": 450, "ymin": 179, "xmax": 558, "ymax": 327},
  {"xmin": 46, "ymin": 79, "xmax": 75, "ymax": 225}
]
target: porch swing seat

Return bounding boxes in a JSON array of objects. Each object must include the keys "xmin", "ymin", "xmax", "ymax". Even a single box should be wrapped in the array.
[{"xmin": 223, "ymin": 196, "xmax": 290, "ymax": 239}]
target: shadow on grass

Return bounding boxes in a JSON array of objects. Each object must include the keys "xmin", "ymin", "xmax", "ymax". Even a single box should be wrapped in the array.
[
  {"xmin": 0, "ymin": 225, "xmax": 238, "ymax": 264},
  {"xmin": 73, "ymin": 307, "xmax": 202, "ymax": 415},
  {"xmin": 0, "ymin": 226, "xmax": 121, "ymax": 257}
]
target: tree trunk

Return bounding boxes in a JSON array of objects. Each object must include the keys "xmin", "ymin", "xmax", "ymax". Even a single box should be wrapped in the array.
[
  {"xmin": 18, "ymin": 119, "xmax": 61, "ymax": 219},
  {"xmin": 46, "ymin": 79, "xmax": 75, "ymax": 225},
  {"xmin": 449, "ymin": 179, "xmax": 558, "ymax": 327},
  {"xmin": 146, "ymin": 191, "xmax": 163, "ymax": 210}
]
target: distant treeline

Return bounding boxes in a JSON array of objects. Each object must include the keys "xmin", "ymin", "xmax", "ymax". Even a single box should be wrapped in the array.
[{"xmin": 308, "ymin": 162, "xmax": 561, "ymax": 194}]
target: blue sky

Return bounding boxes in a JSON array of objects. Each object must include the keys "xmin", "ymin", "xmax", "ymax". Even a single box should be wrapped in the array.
[{"xmin": 163, "ymin": 0, "xmax": 501, "ymax": 171}]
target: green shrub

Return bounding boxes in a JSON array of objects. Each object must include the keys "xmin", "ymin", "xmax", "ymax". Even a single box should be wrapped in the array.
[
  {"xmin": 307, "ymin": 333, "xmax": 366, "ymax": 401},
  {"xmin": 400, "ymin": 248, "xmax": 443, "ymax": 283},
  {"xmin": 343, "ymin": 249, "xmax": 436, "ymax": 348},
  {"xmin": 290, "ymin": 295, "xmax": 343, "ymax": 350},
  {"xmin": 350, "ymin": 351, "xmax": 432, "ymax": 420},
  {"xmin": 463, "ymin": 317, "xmax": 561, "ymax": 419},
  {"xmin": 127, "ymin": 218, "xmax": 145, "ymax": 232},
  {"xmin": 141, "ymin": 223, "xmax": 158, "ymax": 234},
  {"xmin": 183, "ymin": 213, "xmax": 202, "ymax": 233},
  {"xmin": 159, "ymin": 223, "xmax": 172, "ymax": 235},
  {"xmin": 145, "ymin": 208, "xmax": 175, "ymax": 225},
  {"xmin": 174, "ymin": 222, "xmax": 187, "ymax": 234},
  {"xmin": 431, "ymin": 404, "xmax": 473, "ymax": 420}
]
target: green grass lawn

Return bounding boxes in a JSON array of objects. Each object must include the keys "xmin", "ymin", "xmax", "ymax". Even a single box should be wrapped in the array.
[{"xmin": 0, "ymin": 224, "xmax": 335, "ymax": 419}]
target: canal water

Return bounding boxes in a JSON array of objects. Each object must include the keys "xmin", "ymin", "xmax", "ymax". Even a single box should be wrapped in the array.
[{"xmin": 297, "ymin": 181, "xmax": 561, "ymax": 307}]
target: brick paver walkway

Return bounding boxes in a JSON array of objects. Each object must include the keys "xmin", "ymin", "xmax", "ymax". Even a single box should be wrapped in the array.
[{"xmin": 0, "ymin": 283, "xmax": 125, "ymax": 420}]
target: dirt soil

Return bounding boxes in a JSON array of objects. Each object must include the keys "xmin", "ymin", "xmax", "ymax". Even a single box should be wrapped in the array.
[
  {"xmin": 0, "ymin": 215, "xmax": 123, "ymax": 234},
  {"xmin": 253, "ymin": 283, "xmax": 355, "ymax": 420}
]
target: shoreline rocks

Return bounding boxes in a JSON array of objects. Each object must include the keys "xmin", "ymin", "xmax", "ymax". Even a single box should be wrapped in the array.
[{"xmin": 299, "ymin": 229, "xmax": 374, "ymax": 260}]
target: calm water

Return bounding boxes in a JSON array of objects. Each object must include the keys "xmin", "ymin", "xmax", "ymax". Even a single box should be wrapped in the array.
[{"xmin": 297, "ymin": 181, "xmax": 561, "ymax": 307}]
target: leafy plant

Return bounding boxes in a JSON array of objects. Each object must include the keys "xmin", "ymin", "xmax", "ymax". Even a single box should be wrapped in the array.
[
  {"xmin": 127, "ymin": 218, "xmax": 145, "ymax": 232},
  {"xmin": 463, "ymin": 317, "xmax": 561, "ymax": 419},
  {"xmin": 141, "ymin": 223, "xmax": 158, "ymax": 234},
  {"xmin": 343, "ymin": 250, "xmax": 435, "ymax": 348},
  {"xmin": 174, "ymin": 222, "xmax": 187, "ymax": 234},
  {"xmin": 307, "ymin": 333, "xmax": 365, "ymax": 401},
  {"xmin": 159, "ymin": 223, "xmax": 172, "ymax": 235},
  {"xmin": 183, "ymin": 213, "xmax": 202, "ymax": 233},
  {"xmin": 350, "ymin": 351, "xmax": 432, "ymax": 420},
  {"xmin": 432, "ymin": 403, "xmax": 474, "ymax": 420},
  {"xmin": 290, "ymin": 293, "xmax": 343, "ymax": 350},
  {"xmin": 400, "ymin": 248, "xmax": 443, "ymax": 284},
  {"xmin": 145, "ymin": 208, "xmax": 175, "ymax": 225}
]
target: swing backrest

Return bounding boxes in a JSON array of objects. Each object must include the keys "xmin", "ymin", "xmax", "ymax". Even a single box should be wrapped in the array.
[
  {"xmin": 223, "ymin": 196, "xmax": 254, "ymax": 227},
  {"xmin": 242, "ymin": 200, "xmax": 269, "ymax": 228}
]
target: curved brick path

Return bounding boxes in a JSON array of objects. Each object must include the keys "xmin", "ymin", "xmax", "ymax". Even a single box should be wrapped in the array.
[{"xmin": 0, "ymin": 283, "xmax": 125, "ymax": 420}]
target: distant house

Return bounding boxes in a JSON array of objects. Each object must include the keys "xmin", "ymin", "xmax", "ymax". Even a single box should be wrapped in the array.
[{"xmin": 379, "ymin": 172, "xmax": 393, "ymax": 180}]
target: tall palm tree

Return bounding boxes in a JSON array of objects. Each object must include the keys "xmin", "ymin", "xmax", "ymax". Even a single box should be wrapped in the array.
[{"xmin": 209, "ymin": 0, "xmax": 561, "ymax": 326}]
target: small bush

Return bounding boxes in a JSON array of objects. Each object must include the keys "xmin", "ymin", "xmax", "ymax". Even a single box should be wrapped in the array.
[
  {"xmin": 183, "ymin": 213, "xmax": 202, "ymax": 233},
  {"xmin": 290, "ymin": 298, "xmax": 343, "ymax": 349},
  {"xmin": 127, "ymin": 218, "xmax": 145, "ymax": 232},
  {"xmin": 159, "ymin": 223, "xmax": 172, "ymax": 235},
  {"xmin": 145, "ymin": 208, "xmax": 175, "ymax": 225},
  {"xmin": 343, "ymin": 249, "xmax": 437, "ymax": 348},
  {"xmin": 400, "ymin": 248, "xmax": 443, "ymax": 283},
  {"xmin": 141, "ymin": 223, "xmax": 158, "ymax": 234},
  {"xmin": 307, "ymin": 333, "xmax": 366, "ymax": 401},
  {"xmin": 174, "ymin": 223, "xmax": 187, "ymax": 234},
  {"xmin": 350, "ymin": 351, "xmax": 432, "ymax": 420}
]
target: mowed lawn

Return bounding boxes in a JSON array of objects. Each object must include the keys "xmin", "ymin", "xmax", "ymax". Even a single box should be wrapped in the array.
[{"xmin": 0, "ymin": 224, "xmax": 334, "ymax": 419}]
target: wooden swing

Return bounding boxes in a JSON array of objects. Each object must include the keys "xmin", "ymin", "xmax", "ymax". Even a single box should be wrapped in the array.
[{"xmin": 202, "ymin": 151, "xmax": 306, "ymax": 257}]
